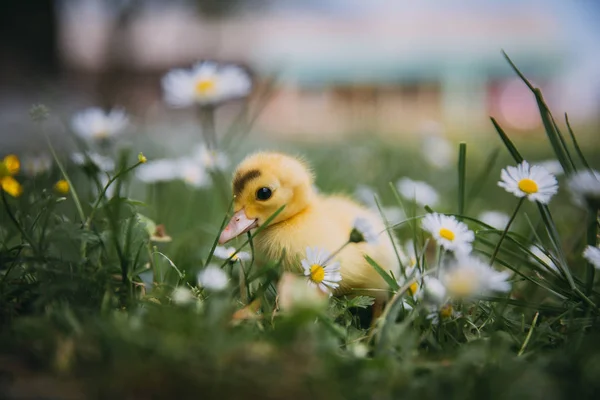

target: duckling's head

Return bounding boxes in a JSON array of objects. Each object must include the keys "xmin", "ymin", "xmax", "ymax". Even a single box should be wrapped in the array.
[{"xmin": 219, "ymin": 152, "xmax": 315, "ymax": 244}]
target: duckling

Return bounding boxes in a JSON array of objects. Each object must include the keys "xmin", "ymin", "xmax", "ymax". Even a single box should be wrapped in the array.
[{"xmin": 219, "ymin": 152, "xmax": 400, "ymax": 309}]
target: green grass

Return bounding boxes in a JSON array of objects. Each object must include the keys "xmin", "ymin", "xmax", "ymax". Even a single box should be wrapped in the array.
[{"xmin": 1, "ymin": 59, "xmax": 600, "ymax": 399}]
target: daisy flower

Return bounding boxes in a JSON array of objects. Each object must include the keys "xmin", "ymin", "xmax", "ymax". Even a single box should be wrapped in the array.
[
  {"xmin": 537, "ymin": 159, "xmax": 563, "ymax": 176},
  {"xmin": 71, "ymin": 107, "xmax": 129, "ymax": 141},
  {"xmin": 162, "ymin": 61, "xmax": 252, "ymax": 108},
  {"xmin": 583, "ymin": 245, "xmax": 600, "ymax": 269},
  {"xmin": 441, "ymin": 255, "xmax": 511, "ymax": 299},
  {"xmin": 135, "ymin": 159, "xmax": 180, "ymax": 183},
  {"xmin": 498, "ymin": 161, "xmax": 558, "ymax": 204},
  {"xmin": 301, "ymin": 247, "xmax": 342, "ymax": 295},
  {"xmin": 197, "ymin": 265, "xmax": 228, "ymax": 291},
  {"xmin": 478, "ymin": 211, "xmax": 510, "ymax": 230},
  {"xmin": 421, "ymin": 276, "xmax": 447, "ymax": 305},
  {"xmin": 22, "ymin": 154, "xmax": 52, "ymax": 176},
  {"xmin": 398, "ymin": 265, "xmax": 421, "ymax": 297},
  {"xmin": 0, "ymin": 154, "xmax": 23, "ymax": 198},
  {"xmin": 178, "ymin": 158, "xmax": 211, "ymax": 188},
  {"xmin": 213, "ymin": 246, "xmax": 251, "ymax": 263},
  {"xmin": 567, "ymin": 169, "xmax": 600, "ymax": 208},
  {"xmin": 529, "ymin": 245, "xmax": 558, "ymax": 272},
  {"xmin": 71, "ymin": 152, "xmax": 115, "ymax": 172},
  {"xmin": 277, "ymin": 272, "xmax": 328, "ymax": 312},
  {"xmin": 193, "ymin": 145, "xmax": 229, "ymax": 171},
  {"xmin": 350, "ymin": 216, "xmax": 379, "ymax": 245},
  {"xmin": 171, "ymin": 286, "xmax": 194, "ymax": 305},
  {"xmin": 420, "ymin": 134, "xmax": 453, "ymax": 169},
  {"xmin": 426, "ymin": 303, "xmax": 460, "ymax": 325},
  {"xmin": 422, "ymin": 213, "xmax": 474, "ymax": 254},
  {"xmin": 396, "ymin": 177, "xmax": 439, "ymax": 207}
]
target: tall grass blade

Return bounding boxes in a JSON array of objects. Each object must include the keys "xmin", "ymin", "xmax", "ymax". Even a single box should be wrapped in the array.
[
  {"xmin": 458, "ymin": 142, "xmax": 467, "ymax": 216},
  {"xmin": 565, "ymin": 113, "xmax": 592, "ymax": 170},
  {"xmin": 490, "ymin": 117, "xmax": 523, "ymax": 163}
]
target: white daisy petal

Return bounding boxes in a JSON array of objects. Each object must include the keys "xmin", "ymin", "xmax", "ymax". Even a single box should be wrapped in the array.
[
  {"xmin": 300, "ymin": 246, "xmax": 343, "ymax": 295},
  {"xmin": 478, "ymin": 211, "xmax": 510, "ymax": 230},
  {"xmin": 529, "ymin": 245, "xmax": 559, "ymax": 272},
  {"xmin": 350, "ymin": 216, "xmax": 379, "ymax": 245},
  {"xmin": 396, "ymin": 177, "xmax": 439, "ymax": 207},
  {"xmin": 71, "ymin": 107, "xmax": 128, "ymax": 141},
  {"xmin": 498, "ymin": 161, "xmax": 558, "ymax": 204},
  {"xmin": 422, "ymin": 213, "xmax": 474, "ymax": 254},
  {"xmin": 441, "ymin": 255, "xmax": 511, "ymax": 298},
  {"xmin": 162, "ymin": 61, "xmax": 252, "ymax": 108},
  {"xmin": 197, "ymin": 265, "xmax": 228, "ymax": 291},
  {"xmin": 567, "ymin": 169, "xmax": 600, "ymax": 208},
  {"xmin": 583, "ymin": 245, "xmax": 600, "ymax": 269}
]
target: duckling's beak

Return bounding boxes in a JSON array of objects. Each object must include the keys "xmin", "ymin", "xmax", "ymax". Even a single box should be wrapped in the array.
[{"xmin": 219, "ymin": 209, "xmax": 258, "ymax": 244}]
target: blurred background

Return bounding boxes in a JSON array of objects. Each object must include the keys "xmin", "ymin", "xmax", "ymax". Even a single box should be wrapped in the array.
[{"xmin": 1, "ymin": 0, "xmax": 599, "ymax": 152}]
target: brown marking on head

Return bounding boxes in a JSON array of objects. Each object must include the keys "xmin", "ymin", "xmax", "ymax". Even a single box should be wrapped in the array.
[{"xmin": 233, "ymin": 169, "xmax": 261, "ymax": 196}]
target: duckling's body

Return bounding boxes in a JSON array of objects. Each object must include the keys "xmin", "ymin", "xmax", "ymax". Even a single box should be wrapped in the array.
[
  {"xmin": 257, "ymin": 194, "xmax": 398, "ymax": 300},
  {"xmin": 220, "ymin": 152, "xmax": 400, "ymax": 303}
]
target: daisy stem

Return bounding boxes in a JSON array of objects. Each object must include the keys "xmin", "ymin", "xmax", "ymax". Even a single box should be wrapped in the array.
[
  {"xmin": 518, "ymin": 312, "xmax": 539, "ymax": 356},
  {"xmin": 84, "ymin": 160, "xmax": 145, "ymax": 229},
  {"xmin": 585, "ymin": 206, "xmax": 598, "ymax": 295},
  {"xmin": 1, "ymin": 190, "xmax": 40, "ymax": 258},
  {"xmin": 324, "ymin": 241, "xmax": 351, "ymax": 264},
  {"xmin": 489, "ymin": 198, "xmax": 524, "ymax": 265},
  {"xmin": 199, "ymin": 106, "xmax": 217, "ymax": 149}
]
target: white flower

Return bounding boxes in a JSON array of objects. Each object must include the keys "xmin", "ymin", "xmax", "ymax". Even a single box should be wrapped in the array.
[
  {"xmin": 71, "ymin": 107, "xmax": 128, "ymax": 141},
  {"xmin": 21, "ymin": 154, "xmax": 52, "ymax": 176},
  {"xmin": 396, "ymin": 177, "xmax": 439, "ymax": 207},
  {"xmin": 213, "ymin": 246, "xmax": 251, "ymax": 262},
  {"xmin": 171, "ymin": 287, "xmax": 193, "ymax": 305},
  {"xmin": 355, "ymin": 184, "xmax": 378, "ymax": 209},
  {"xmin": 193, "ymin": 145, "xmax": 229, "ymax": 171},
  {"xmin": 398, "ymin": 265, "xmax": 421, "ymax": 297},
  {"xmin": 421, "ymin": 276, "xmax": 447, "ymax": 305},
  {"xmin": 354, "ymin": 185, "xmax": 405, "ymax": 224},
  {"xmin": 567, "ymin": 169, "xmax": 600, "ymax": 207},
  {"xmin": 162, "ymin": 61, "xmax": 252, "ymax": 107},
  {"xmin": 422, "ymin": 213, "xmax": 474, "ymax": 254},
  {"xmin": 277, "ymin": 272, "xmax": 328, "ymax": 312},
  {"xmin": 421, "ymin": 134, "xmax": 453, "ymax": 169},
  {"xmin": 71, "ymin": 152, "xmax": 115, "ymax": 172},
  {"xmin": 350, "ymin": 216, "xmax": 379, "ymax": 244},
  {"xmin": 583, "ymin": 245, "xmax": 600, "ymax": 269},
  {"xmin": 400, "ymin": 240, "xmax": 418, "ymax": 270},
  {"xmin": 135, "ymin": 159, "xmax": 180, "ymax": 183},
  {"xmin": 537, "ymin": 160, "xmax": 564, "ymax": 176},
  {"xmin": 498, "ymin": 161, "xmax": 558, "ymax": 204},
  {"xmin": 178, "ymin": 158, "xmax": 211, "ymax": 188},
  {"xmin": 529, "ymin": 245, "xmax": 558, "ymax": 272},
  {"xmin": 197, "ymin": 265, "xmax": 228, "ymax": 291},
  {"xmin": 301, "ymin": 247, "xmax": 342, "ymax": 295},
  {"xmin": 441, "ymin": 255, "xmax": 511, "ymax": 299},
  {"xmin": 426, "ymin": 303, "xmax": 460, "ymax": 325},
  {"xmin": 478, "ymin": 211, "xmax": 510, "ymax": 230}
]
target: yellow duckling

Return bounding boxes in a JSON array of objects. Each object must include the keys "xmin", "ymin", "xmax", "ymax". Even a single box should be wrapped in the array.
[{"xmin": 219, "ymin": 152, "xmax": 400, "ymax": 308}]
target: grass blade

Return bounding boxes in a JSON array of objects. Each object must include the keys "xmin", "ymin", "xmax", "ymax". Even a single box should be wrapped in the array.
[
  {"xmin": 365, "ymin": 254, "xmax": 400, "ymax": 291},
  {"xmin": 490, "ymin": 117, "xmax": 523, "ymax": 163},
  {"xmin": 565, "ymin": 113, "xmax": 592, "ymax": 170},
  {"xmin": 458, "ymin": 142, "xmax": 467, "ymax": 216}
]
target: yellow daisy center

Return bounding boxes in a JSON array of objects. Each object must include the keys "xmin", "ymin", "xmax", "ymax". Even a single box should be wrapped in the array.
[
  {"xmin": 439, "ymin": 228, "xmax": 455, "ymax": 241},
  {"xmin": 54, "ymin": 180, "xmax": 70, "ymax": 194},
  {"xmin": 93, "ymin": 130, "xmax": 109, "ymax": 139},
  {"xmin": 195, "ymin": 78, "xmax": 216, "ymax": 95},
  {"xmin": 229, "ymin": 251, "xmax": 238, "ymax": 261},
  {"xmin": 310, "ymin": 264, "xmax": 325, "ymax": 283},
  {"xmin": 408, "ymin": 282, "xmax": 418, "ymax": 295},
  {"xmin": 518, "ymin": 178, "xmax": 538, "ymax": 194},
  {"xmin": 446, "ymin": 270, "xmax": 477, "ymax": 297},
  {"xmin": 440, "ymin": 304, "xmax": 453, "ymax": 319}
]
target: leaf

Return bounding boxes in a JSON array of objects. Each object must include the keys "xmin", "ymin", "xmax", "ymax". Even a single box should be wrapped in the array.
[
  {"xmin": 365, "ymin": 255, "xmax": 399, "ymax": 291},
  {"xmin": 346, "ymin": 296, "xmax": 375, "ymax": 309}
]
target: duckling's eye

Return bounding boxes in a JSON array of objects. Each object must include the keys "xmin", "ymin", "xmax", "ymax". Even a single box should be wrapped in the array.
[{"xmin": 256, "ymin": 187, "xmax": 272, "ymax": 201}]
